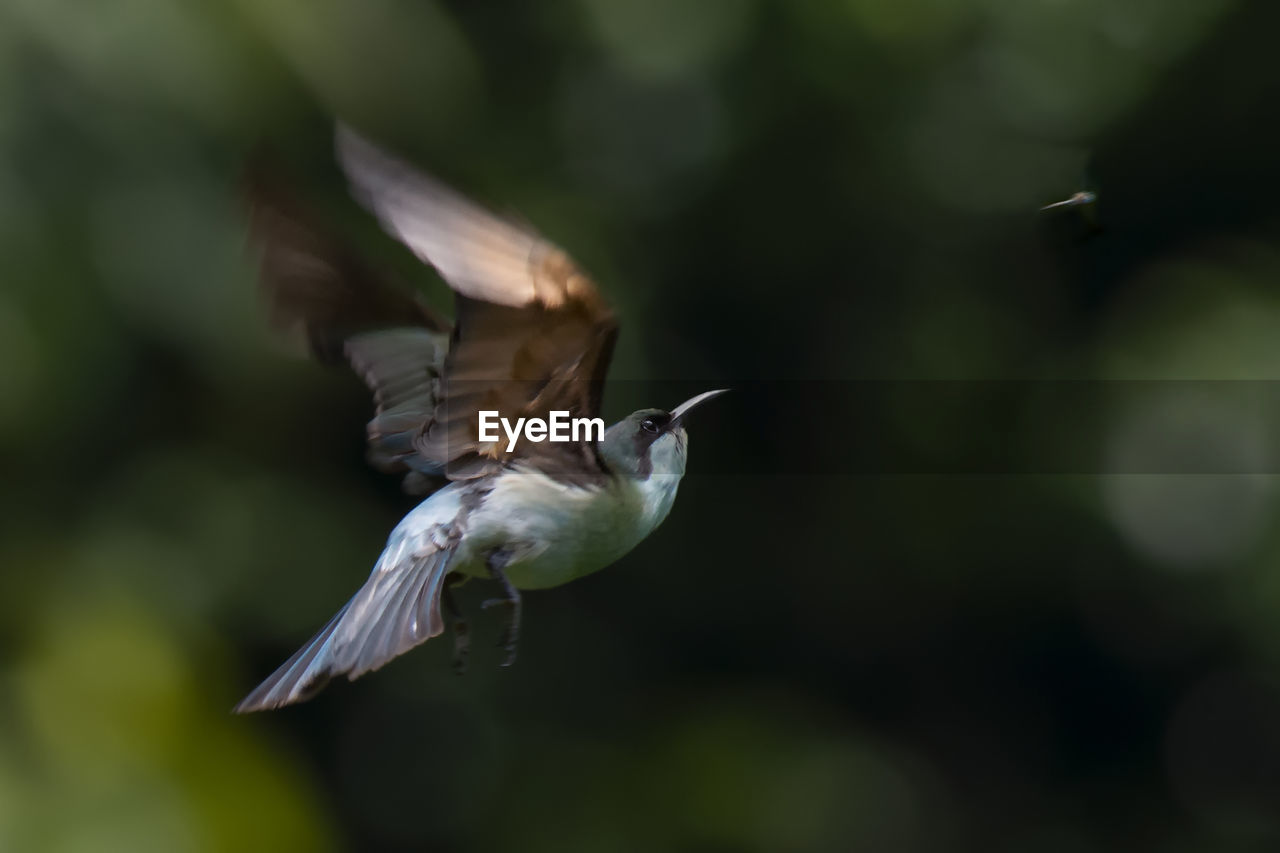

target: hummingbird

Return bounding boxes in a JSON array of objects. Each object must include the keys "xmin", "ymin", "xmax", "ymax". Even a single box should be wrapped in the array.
[
  {"xmin": 1039, "ymin": 185, "xmax": 1102, "ymax": 237},
  {"xmin": 234, "ymin": 126, "xmax": 726, "ymax": 712},
  {"xmin": 1038, "ymin": 190, "xmax": 1097, "ymax": 212}
]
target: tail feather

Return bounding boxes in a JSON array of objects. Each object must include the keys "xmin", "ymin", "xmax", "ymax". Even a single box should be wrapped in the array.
[{"xmin": 234, "ymin": 546, "xmax": 456, "ymax": 713}]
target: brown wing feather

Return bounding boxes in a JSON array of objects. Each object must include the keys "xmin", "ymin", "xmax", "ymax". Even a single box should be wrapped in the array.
[
  {"xmin": 335, "ymin": 128, "xmax": 620, "ymax": 482},
  {"xmin": 245, "ymin": 163, "xmax": 452, "ymax": 493},
  {"xmin": 244, "ymin": 162, "xmax": 448, "ymax": 361}
]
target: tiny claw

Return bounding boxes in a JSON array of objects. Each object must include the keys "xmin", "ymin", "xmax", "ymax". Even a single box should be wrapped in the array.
[
  {"xmin": 451, "ymin": 620, "xmax": 470, "ymax": 675},
  {"xmin": 480, "ymin": 595, "xmax": 520, "ymax": 665},
  {"xmin": 497, "ymin": 625, "xmax": 518, "ymax": 666},
  {"xmin": 484, "ymin": 555, "xmax": 522, "ymax": 669},
  {"xmin": 442, "ymin": 578, "xmax": 470, "ymax": 675}
]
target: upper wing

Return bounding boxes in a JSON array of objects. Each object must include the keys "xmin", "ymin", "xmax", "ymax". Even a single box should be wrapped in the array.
[
  {"xmin": 336, "ymin": 126, "xmax": 619, "ymax": 483},
  {"xmin": 245, "ymin": 166, "xmax": 451, "ymax": 492}
]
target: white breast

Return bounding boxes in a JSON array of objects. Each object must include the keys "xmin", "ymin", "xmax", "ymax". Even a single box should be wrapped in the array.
[{"xmin": 462, "ymin": 466, "xmax": 683, "ymax": 589}]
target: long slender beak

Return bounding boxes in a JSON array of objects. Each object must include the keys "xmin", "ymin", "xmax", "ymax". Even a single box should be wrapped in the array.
[{"xmin": 669, "ymin": 389, "xmax": 730, "ymax": 427}]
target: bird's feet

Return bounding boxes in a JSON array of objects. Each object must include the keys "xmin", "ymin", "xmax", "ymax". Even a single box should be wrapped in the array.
[
  {"xmin": 450, "ymin": 617, "xmax": 471, "ymax": 674},
  {"xmin": 442, "ymin": 575, "xmax": 470, "ymax": 675},
  {"xmin": 483, "ymin": 556, "xmax": 521, "ymax": 667},
  {"xmin": 480, "ymin": 597, "xmax": 520, "ymax": 666}
]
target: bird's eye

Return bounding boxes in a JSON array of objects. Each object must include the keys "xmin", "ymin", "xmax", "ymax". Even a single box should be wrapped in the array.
[{"xmin": 640, "ymin": 418, "xmax": 659, "ymax": 434}]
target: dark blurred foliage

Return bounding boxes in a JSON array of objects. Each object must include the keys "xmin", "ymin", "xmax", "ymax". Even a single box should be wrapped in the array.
[{"xmin": 3, "ymin": 0, "xmax": 1280, "ymax": 850}]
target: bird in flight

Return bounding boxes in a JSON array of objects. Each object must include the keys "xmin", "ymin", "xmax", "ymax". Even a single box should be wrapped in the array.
[
  {"xmin": 235, "ymin": 126, "xmax": 725, "ymax": 712},
  {"xmin": 1039, "ymin": 186, "xmax": 1103, "ymax": 240},
  {"xmin": 1039, "ymin": 190, "xmax": 1097, "ymax": 212}
]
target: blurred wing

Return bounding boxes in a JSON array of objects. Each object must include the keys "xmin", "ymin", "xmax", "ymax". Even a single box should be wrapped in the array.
[
  {"xmin": 336, "ymin": 127, "xmax": 619, "ymax": 482},
  {"xmin": 245, "ymin": 166, "xmax": 451, "ymax": 492},
  {"xmin": 245, "ymin": 163, "xmax": 448, "ymax": 360},
  {"xmin": 234, "ymin": 537, "xmax": 460, "ymax": 712},
  {"xmin": 344, "ymin": 328, "xmax": 449, "ymax": 487}
]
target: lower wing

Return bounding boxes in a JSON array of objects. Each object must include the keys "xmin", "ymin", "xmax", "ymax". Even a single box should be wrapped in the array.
[{"xmin": 234, "ymin": 540, "xmax": 459, "ymax": 713}]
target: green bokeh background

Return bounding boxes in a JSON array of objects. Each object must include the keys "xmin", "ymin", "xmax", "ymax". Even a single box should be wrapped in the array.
[{"xmin": 3, "ymin": 0, "xmax": 1280, "ymax": 850}]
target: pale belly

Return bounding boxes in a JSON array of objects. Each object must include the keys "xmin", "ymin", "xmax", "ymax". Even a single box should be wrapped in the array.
[{"xmin": 454, "ymin": 467, "xmax": 682, "ymax": 589}]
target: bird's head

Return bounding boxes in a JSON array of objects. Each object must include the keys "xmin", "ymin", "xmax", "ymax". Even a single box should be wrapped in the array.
[{"xmin": 601, "ymin": 389, "xmax": 728, "ymax": 478}]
